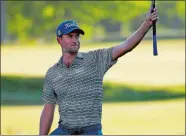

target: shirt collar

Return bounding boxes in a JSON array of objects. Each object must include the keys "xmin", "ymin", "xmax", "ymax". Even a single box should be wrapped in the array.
[
  {"xmin": 76, "ymin": 52, "xmax": 84, "ymax": 59},
  {"xmin": 56, "ymin": 52, "xmax": 84, "ymax": 66}
]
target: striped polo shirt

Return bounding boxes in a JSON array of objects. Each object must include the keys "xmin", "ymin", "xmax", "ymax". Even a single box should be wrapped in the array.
[{"xmin": 42, "ymin": 47, "xmax": 117, "ymax": 129}]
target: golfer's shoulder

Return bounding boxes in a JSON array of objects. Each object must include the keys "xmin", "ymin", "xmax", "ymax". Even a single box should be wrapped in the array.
[
  {"xmin": 45, "ymin": 63, "xmax": 59, "ymax": 78},
  {"xmin": 79, "ymin": 50, "xmax": 94, "ymax": 58},
  {"xmin": 85, "ymin": 47, "xmax": 113, "ymax": 56}
]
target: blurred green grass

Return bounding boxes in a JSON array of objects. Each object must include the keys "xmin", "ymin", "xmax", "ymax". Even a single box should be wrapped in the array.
[
  {"xmin": 1, "ymin": 39, "xmax": 185, "ymax": 135},
  {"xmin": 1, "ymin": 75, "xmax": 185, "ymax": 105},
  {"xmin": 1, "ymin": 39, "xmax": 185, "ymax": 104},
  {"xmin": 1, "ymin": 39, "xmax": 185, "ymax": 86},
  {"xmin": 1, "ymin": 99, "xmax": 185, "ymax": 135}
]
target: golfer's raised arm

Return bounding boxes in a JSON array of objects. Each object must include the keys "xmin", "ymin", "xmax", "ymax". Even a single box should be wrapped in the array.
[{"xmin": 112, "ymin": 7, "xmax": 158, "ymax": 60}]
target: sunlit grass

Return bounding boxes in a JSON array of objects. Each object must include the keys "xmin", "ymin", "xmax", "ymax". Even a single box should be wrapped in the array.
[
  {"xmin": 1, "ymin": 39, "xmax": 185, "ymax": 135},
  {"xmin": 1, "ymin": 99, "xmax": 185, "ymax": 135},
  {"xmin": 1, "ymin": 39, "xmax": 185, "ymax": 86},
  {"xmin": 2, "ymin": 75, "xmax": 185, "ymax": 106}
]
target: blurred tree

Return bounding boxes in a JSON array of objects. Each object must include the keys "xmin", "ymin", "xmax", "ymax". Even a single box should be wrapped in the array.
[
  {"xmin": 4, "ymin": 1, "xmax": 185, "ymax": 44},
  {"xmin": 176, "ymin": 1, "xmax": 185, "ymax": 25},
  {"xmin": 1, "ymin": 1, "xmax": 7, "ymax": 43},
  {"xmin": 155, "ymin": 1, "xmax": 185, "ymax": 29}
]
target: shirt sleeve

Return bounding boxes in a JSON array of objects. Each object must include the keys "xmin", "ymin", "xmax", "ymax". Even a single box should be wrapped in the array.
[
  {"xmin": 94, "ymin": 47, "xmax": 118, "ymax": 76},
  {"xmin": 41, "ymin": 70, "xmax": 57, "ymax": 104}
]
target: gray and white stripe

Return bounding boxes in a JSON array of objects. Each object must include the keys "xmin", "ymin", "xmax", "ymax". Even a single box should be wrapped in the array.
[{"xmin": 42, "ymin": 47, "xmax": 117, "ymax": 129}]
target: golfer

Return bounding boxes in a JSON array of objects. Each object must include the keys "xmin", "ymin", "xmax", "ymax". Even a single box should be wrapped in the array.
[{"xmin": 39, "ymin": 7, "xmax": 159, "ymax": 135}]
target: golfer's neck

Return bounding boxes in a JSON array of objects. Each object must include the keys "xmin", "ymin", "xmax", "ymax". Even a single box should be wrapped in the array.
[{"xmin": 62, "ymin": 53, "xmax": 77, "ymax": 68}]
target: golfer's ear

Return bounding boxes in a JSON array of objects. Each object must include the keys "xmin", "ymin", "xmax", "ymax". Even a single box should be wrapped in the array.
[{"xmin": 57, "ymin": 37, "xmax": 60, "ymax": 44}]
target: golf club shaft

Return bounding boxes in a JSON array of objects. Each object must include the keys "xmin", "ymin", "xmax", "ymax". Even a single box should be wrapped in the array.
[{"xmin": 151, "ymin": 0, "xmax": 158, "ymax": 56}]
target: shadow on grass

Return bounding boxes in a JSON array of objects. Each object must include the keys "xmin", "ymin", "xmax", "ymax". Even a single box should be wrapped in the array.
[{"xmin": 1, "ymin": 75, "xmax": 185, "ymax": 106}]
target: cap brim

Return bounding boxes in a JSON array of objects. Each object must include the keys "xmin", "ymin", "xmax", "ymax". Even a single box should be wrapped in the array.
[{"xmin": 64, "ymin": 28, "xmax": 85, "ymax": 35}]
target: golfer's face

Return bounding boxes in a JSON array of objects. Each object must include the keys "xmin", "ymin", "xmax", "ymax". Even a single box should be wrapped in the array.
[{"xmin": 61, "ymin": 32, "xmax": 80, "ymax": 53}]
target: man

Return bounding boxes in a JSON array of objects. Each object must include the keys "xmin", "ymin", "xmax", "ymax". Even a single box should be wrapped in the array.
[{"xmin": 39, "ymin": 7, "xmax": 158, "ymax": 135}]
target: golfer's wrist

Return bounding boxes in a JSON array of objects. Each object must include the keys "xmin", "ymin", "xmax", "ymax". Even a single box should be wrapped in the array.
[{"xmin": 143, "ymin": 20, "xmax": 152, "ymax": 28}]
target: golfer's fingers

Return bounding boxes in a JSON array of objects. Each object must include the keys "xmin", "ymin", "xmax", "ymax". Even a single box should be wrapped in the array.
[
  {"xmin": 153, "ymin": 7, "xmax": 158, "ymax": 12},
  {"xmin": 150, "ymin": 7, "xmax": 158, "ymax": 13},
  {"xmin": 151, "ymin": 16, "xmax": 159, "ymax": 21},
  {"xmin": 148, "ymin": 7, "xmax": 158, "ymax": 20},
  {"xmin": 151, "ymin": 10, "xmax": 158, "ymax": 16},
  {"xmin": 151, "ymin": 11, "xmax": 158, "ymax": 19},
  {"xmin": 151, "ymin": 14, "xmax": 158, "ymax": 18}
]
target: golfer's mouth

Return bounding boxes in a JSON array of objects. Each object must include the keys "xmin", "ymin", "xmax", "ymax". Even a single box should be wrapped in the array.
[{"xmin": 71, "ymin": 44, "xmax": 79, "ymax": 47}]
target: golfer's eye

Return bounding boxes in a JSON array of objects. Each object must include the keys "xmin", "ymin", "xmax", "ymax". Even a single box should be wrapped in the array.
[
  {"xmin": 67, "ymin": 35, "xmax": 73, "ymax": 38},
  {"xmin": 76, "ymin": 35, "xmax": 80, "ymax": 39}
]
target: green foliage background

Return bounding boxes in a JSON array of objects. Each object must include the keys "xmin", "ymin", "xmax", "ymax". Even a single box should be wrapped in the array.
[
  {"xmin": 1, "ymin": 1, "xmax": 185, "ymax": 135},
  {"xmin": 3, "ymin": 1, "xmax": 185, "ymax": 43}
]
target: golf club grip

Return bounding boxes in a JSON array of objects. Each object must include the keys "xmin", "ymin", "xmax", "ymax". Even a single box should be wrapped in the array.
[{"xmin": 151, "ymin": 0, "xmax": 158, "ymax": 56}]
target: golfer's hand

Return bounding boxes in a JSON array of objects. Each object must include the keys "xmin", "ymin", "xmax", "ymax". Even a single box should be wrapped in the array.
[{"xmin": 145, "ymin": 7, "xmax": 159, "ymax": 26}]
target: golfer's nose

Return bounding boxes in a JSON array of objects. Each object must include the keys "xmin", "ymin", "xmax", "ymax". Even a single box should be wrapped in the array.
[{"xmin": 72, "ymin": 37, "xmax": 79, "ymax": 43}]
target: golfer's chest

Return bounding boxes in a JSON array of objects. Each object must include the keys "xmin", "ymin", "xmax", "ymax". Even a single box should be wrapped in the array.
[{"xmin": 52, "ymin": 63, "xmax": 97, "ymax": 93}]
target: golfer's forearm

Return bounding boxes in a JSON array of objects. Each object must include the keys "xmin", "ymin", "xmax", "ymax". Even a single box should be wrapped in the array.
[
  {"xmin": 125, "ymin": 21, "xmax": 151, "ymax": 50},
  {"xmin": 39, "ymin": 112, "xmax": 54, "ymax": 135},
  {"xmin": 112, "ymin": 21, "xmax": 151, "ymax": 59}
]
